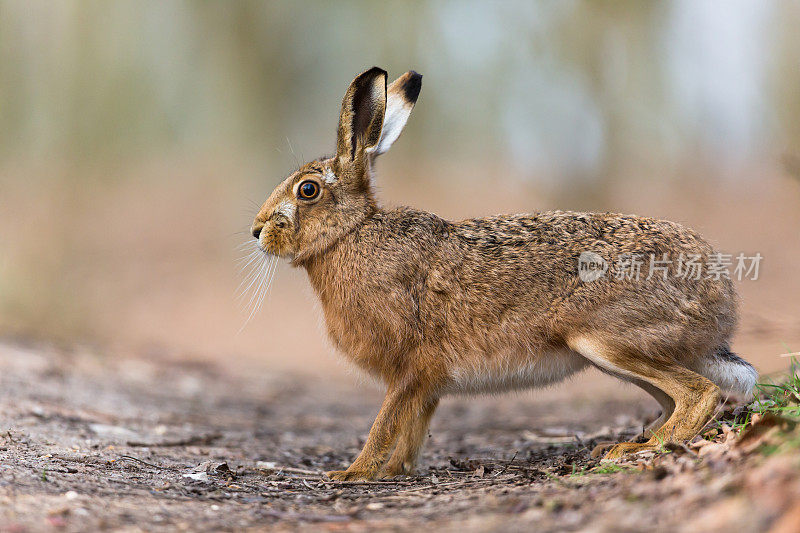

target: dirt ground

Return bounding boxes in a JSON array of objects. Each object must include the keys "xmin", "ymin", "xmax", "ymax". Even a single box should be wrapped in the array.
[{"xmin": 1, "ymin": 338, "xmax": 799, "ymax": 532}]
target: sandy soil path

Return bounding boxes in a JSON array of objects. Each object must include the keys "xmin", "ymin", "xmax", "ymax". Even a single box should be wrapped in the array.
[{"xmin": 1, "ymin": 339, "xmax": 798, "ymax": 532}]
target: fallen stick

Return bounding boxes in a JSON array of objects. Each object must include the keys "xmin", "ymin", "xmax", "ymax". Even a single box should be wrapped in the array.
[{"xmin": 127, "ymin": 433, "xmax": 222, "ymax": 447}]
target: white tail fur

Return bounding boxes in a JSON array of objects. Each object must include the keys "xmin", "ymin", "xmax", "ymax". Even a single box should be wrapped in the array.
[{"xmin": 692, "ymin": 346, "xmax": 757, "ymax": 395}]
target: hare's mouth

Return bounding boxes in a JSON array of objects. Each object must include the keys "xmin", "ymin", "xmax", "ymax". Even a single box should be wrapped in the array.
[
  {"xmin": 259, "ymin": 242, "xmax": 279, "ymax": 256},
  {"xmin": 257, "ymin": 244, "xmax": 273, "ymax": 257},
  {"xmin": 259, "ymin": 236, "xmax": 293, "ymax": 259}
]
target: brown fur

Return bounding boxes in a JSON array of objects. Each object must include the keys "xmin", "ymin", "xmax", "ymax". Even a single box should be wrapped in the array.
[{"xmin": 250, "ymin": 67, "xmax": 754, "ymax": 481}]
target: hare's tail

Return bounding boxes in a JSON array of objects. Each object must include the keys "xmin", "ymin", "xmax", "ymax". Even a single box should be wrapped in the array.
[{"xmin": 690, "ymin": 344, "xmax": 758, "ymax": 395}]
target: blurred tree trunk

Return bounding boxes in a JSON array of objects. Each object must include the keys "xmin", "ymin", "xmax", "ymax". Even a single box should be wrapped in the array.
[
  {"xmin": 550, "ymin": 1, "xmax": 666, "ymax": 211},
  {"xmin": 770, "ymin": 1, "xmax": 800, "ymax": 180}
]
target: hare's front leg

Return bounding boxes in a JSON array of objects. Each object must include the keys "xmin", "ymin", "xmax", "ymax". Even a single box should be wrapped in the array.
[
  {"xmin": 326, "ymin": 380, "xmax": 432, "ymax": 481},
  {"xmin": 381, "ymin": 398, "xmax": 439, "ymax": 477}
]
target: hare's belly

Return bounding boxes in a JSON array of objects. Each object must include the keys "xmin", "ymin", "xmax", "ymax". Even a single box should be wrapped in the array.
[{"xmin": 444, "ymin": 348, "xmax": 588, "ymax": 394}]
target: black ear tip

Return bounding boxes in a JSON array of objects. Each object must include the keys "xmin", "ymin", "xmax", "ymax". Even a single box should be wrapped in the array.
[
  {"xmin": 364, "ymin": 66, "xmax": 388, "ymax": 80},
  {"xmin": 403, "ymin": 71, "xmax": 422, "ymax": 102}
]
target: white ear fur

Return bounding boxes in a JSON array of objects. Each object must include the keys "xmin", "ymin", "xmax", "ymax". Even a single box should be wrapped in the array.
[
  {"xmin": 368, "ymin": 71, "xmax": 421, "ymax": 156},
  {"xmin": 370, "ymin": 98, "xmax": 413, "ymax": 156}
]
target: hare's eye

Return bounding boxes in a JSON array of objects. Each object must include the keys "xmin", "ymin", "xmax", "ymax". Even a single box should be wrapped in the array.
[{"xmin": 298, "ymin": 180, "xmax": 320, "ymax": 200}]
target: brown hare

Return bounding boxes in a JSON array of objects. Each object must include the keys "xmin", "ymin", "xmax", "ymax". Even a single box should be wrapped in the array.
[{"xmin": 250, "ymin": 67, "xmax": 757, "ymax": 481}]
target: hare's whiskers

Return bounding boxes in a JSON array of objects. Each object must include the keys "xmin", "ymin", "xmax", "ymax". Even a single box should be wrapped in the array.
[
  {"xmin": 236, "ymin": 257, "xmax": 264, "ymax": 297},
  {"xmin": 238, "ymin": 253, "xmax": 267, "ymax": 303},
  {"xmin": 264, "ymin": 256, "xmax": 279, "ymax": 297},
  {"xmin": 236, "ymin": 246, "xmax": 261, "ymax": 281},
  {"xmin": 261, "ymin": 256, "xmax": 279, "ymax": 302},
  {"xmin": 236, "ymin": 249, "xmax": 261, "ymax": 270},
  {"xmin": 244, "ymin": 256, "xmax": 269, "ymax": 310},
  {"xmin": 251, "ymin": 256, "xmax": 277, "ymax": 321},
  {"xmin": 236, "ymin": 239, "xmax": 258, "ymax": 251},
  {"xmin": 239, "ymin": 255, "xmax": 272, "ymax": 333}
]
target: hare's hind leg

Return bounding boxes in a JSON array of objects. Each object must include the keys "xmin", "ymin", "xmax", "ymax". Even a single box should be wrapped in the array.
[
  {"xmin": 569, "ymin": 336, "xmax": 720, "ymax": 460},
  {"xmin": 630, "ymin": 378, "xmax": 675, "ymax": 435},
  {"xmin": 381, "ymin": 398, "xmax": 438, "ymax": 477},
  {"xmin": 591, "ymin": 378, "xmax": 676, "ymax": 458}
]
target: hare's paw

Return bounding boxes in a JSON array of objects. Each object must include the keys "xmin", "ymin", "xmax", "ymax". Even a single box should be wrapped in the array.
[
  {"xmin": 380, "ymin": 461, "xmax": 415, "ymax": 478},
  {"xmin": 325, "ymin": 470, "xmax": 349, "ymax": 481},
  {"xmin": 325, "ymin": 469, "xmax": 376, "ymax": 481},
  {"xmin": 602, "ymin": 442, "xmax": 654, "ymax": 460},
  {"xmin": 590, "ymin": 441, "xmax": 618, "ymax": 458}
]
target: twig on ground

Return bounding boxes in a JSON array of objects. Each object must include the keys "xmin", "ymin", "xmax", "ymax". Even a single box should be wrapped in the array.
[
  {"xmin": 127, "ymin": 433, "xmax": 222, "ymax": 447},
  {"xmin": 276, "ymin": 466, "xmax": 324, "ymax": 476},
  {"xmin": 321, "ymin": 479, "xmax": 418, "ymax": 486},
  {"xmin": 495, "ymin": 451, "xmax": 518, "ymax": 477},
  {"xmin": 117, "ymin": 455, "xmax": 170, "ymax": 470},
  {"xmin": 260, "ymin": 510, "xmax": 351, "ymax": 523}
]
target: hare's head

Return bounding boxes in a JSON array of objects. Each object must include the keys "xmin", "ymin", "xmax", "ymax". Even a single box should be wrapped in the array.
[{"xmin": 251, "ymin": 67, "xmax": 421, "ymax": 263}]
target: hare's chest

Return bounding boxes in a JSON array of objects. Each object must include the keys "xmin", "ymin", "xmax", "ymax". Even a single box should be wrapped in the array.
[{"xmin": 318, "ymin": 288, "xmax": 420, "ymax": 377}]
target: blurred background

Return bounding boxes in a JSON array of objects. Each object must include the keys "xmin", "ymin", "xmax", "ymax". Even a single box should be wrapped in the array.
[{"xmin": 1, "ymin": 1, "xmax": 799, "ymax": 388}]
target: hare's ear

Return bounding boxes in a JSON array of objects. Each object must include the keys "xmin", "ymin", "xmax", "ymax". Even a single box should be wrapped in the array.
[
  {"xmin": 336, "ymin": 67, "xmax": 387, "ymax": 165},
  {"xmin": 370, "ymin": 71, "xmax": 422, "ymax": 157}
]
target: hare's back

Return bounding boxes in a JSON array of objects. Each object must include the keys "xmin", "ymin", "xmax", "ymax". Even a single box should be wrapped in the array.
[
  {"xmin": 453, "ymin": 210, "xmax": 715, "ymax": 260},
  {"xmin": 448, "ymin": 210, "xmax": 734, "ymax": 323}
]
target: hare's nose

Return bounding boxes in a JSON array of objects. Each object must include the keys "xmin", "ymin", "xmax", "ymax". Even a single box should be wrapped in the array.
[{"xmin": 251, "ymin": 223, "xmax": 264, "ymax": 239}]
